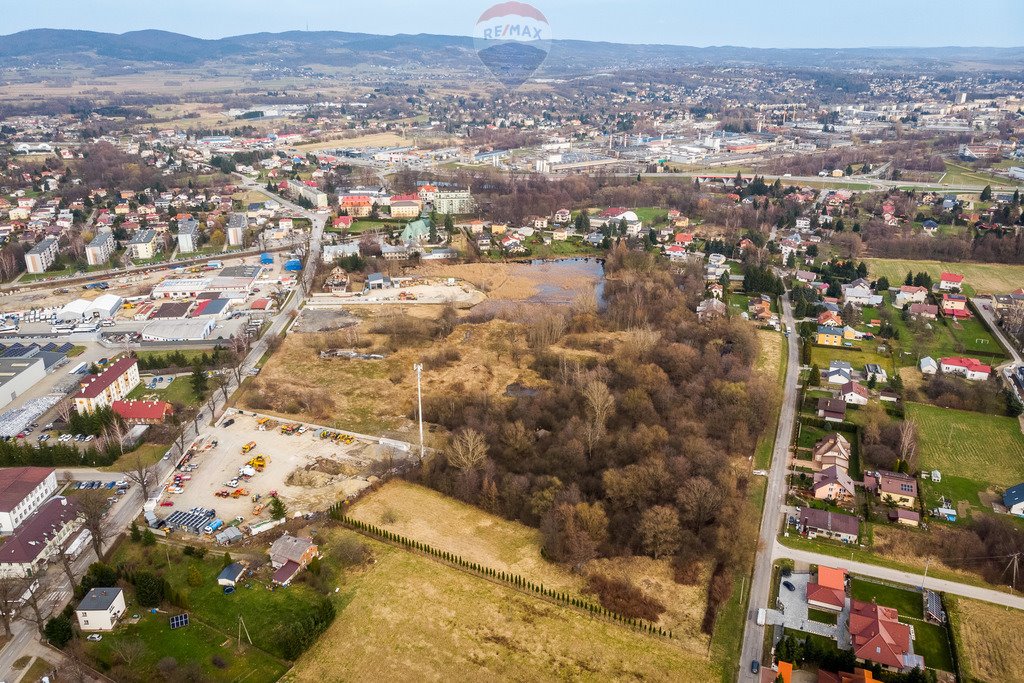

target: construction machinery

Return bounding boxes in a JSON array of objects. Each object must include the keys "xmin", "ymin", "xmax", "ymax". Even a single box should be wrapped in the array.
[{"xmin": 241, "ymin": 441, "xmax": 256, "ymax": 454}]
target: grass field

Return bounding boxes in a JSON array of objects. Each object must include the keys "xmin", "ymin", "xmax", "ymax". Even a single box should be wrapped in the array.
[
  {"xmin": 906, "ymin": 402, "xmax": 1024, "ymax": 488},
  {"xmin": 346, "ymin": 481, "xmax": 710, "ymax": 648},
  {"xmin": 754, "ymin": 330, "xmax": 786, "ymax": 469},
  {"xmin": 807, "ymin": 608, "xmax": 836, "ymax": 625},
  {"xmin": 865, "ymin": 259, "xmax": 1024, "ymax": 295},
  {"xmin": 850, "ymin": 578, "xmax": 924, "ymax": 619},
  {"xmin": 948, "ymin": 596, "xmax": 1024, "ymax": 682},
  {"xmin": 285, "ymin": 528, "xmax": 714, "ymax": 682},
  {"xmin": 941, "ymin": 161, "xmax": 1021, "ymax": 189},
  {"xmin": 111, "ymin": 541, "xmax": 328, "ymax": 661},
  {"xmin": 810, "ymin": 343, "xmax": 894, "ymax": 374},
  {"xmin": 99, "ymin": 442, "xmax": 167, "ymax": 472},
  {"xmin": 127, "ymin": 374, "xmax": 202, "ymax": 408}
]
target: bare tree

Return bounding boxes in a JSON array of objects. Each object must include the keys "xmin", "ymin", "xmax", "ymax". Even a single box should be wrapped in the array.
[
  {"xmin": 582, "ymin": 381, "xmax": 615, "ymax": 429},
  {"xmin": 77, "ymin": 490, "xmax": 109, "ymax": 559},
  {"xmin": 54, "ymin": 399, "xmax": 73, "ymax": 427},
  {"xmin": 124, "ymin": 448, "xmax": 156, "ymax": 502},
  {"xmin": 113, "ymin": 639, "xmax": 148, "ymax": 668},
  {"xmin": 898, "ymin": 420, "xmax": 919, "ymax": 470},
  {"xmin": 677, "ymin": 476, "xmax": 724, "ymax": 532},
  {"xmin": 21, "ymin": 575, "xmax": 52, "ymax": 639},
  {"xmin": 103, "ymin": 417, "xmax": 129, "ymax": 459},
  {"xmin": 60, "ymin": 641, "xmax": 92, "ymax": 683},
  {"xmin": 0, "ymin": 578, "xmax": 24, "ymax": 637},
  {"xmin": 53, "ymin": 536, "xmax": 80, "ymax": 589},
  {"xmin": 445, "ymin": 428, "xmax": 488, "ymax": 471}
]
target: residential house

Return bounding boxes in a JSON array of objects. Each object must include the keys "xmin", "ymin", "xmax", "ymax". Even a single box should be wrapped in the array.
[
  {"xmin": 939, "ymin": 272, "xmax": 964, "ymax": 292},
  {"xmin": 552, "ymin": 209, "xmax": 571, "ymax": 224},
  {"xmin": 848, "ymin": 599, "xmax": 920, "ymax": 671},
  {"xmin": 867, "ymin": 470, "xmax": 917, "ymax": 508},
  {"xmin": 814, "ymin": 465, "xmax": 856, "ymax": 503},
  {"xmin": 664, "ymin": 245, "xmax": 689, "ymax": 262},
  {"xmin": 76, "ymin": 588, "xmax": 125, "ymax": 632},
  {"xmin": 0, "ymin": 496, "xmax": 80, "ymax": 578},
  {"xmin": 24, "ymin": 238, "xmax": 59, "ymax": 274},
  {"xmin": 85, "ymin": 232, "xmax": 115, "ymax": 267},
  {"xmin": 817, "ymin": 325, "xmax": 843, "ymax": 347},
  {"xmin": 843, "ymin": 325, "xmax": 864, "ymax": 341},
  {"xmin": 817, "ymin": 398, "xmax": 847, "ymax": 422},
  {"xmin": 941, "ymin": 293, "xmax": 970, "ymax": 318},
  {"xmin": 796, "ymin": 270, "xmax": 817, "ymax": 284},
  {"xmin": 826, "ymin": 361, "xmax": 854, "ymax": 385},
  {"xmin": 806, "ymin": 566, "xmax": 847, "ymax": 611},
  {"xmin": 919, "ymin": 356, "xmax": 938, "ymax": 375},
  {"xmin": 894, "ymin": 286, "xmax": 928, "ymax": 307},
  {"xmin": 697, "ymin": 298, "xmax": 727, "ymax": 321},
  {"xmin": 813, "ymin": 433, "xmax": 852, "ymax": 472},
  {"xmin": 673, "ymin": 233, "xmax": 693, "ymax": 248},
  {"xmin": 0, "ymin": 467, "xmax": 58, "ymax": 535},
  {"xmin": 1004, "ymin": 483, "xmax": 1024, "ymax": 516},
  {"xmin": 72, "ymin": 356, "xmax": 141, "ymax": 413},
  {"xmin": 888, "ymin": 509, "xmax": 921, "ymax": 527},
  {"xmin": 939, "ymin": 356, "xmax": 991, "ymax": 381},
  {"xmin": 842, "ymin": 279, "xmax": 883, "ymax": 306},
  {"xmin": 818, "ymin": 311, "xmax": 843, "ymax": 327},
  {"xmin": 339, "ymin": 196, "xmax": 373, "ymax": 218},
  {"xmin": 908, "ymin": 303, "xmax": 938, "ymax": 320},
  {"xmin": 227, "ymin": 212, "xmax": 247, "ymax": 246},
  {"xmin": 176, "ymin": 219, "xmax": 200, "ymax": 254},
  {"xmin": 840, "ymin": 381, "xmax": 869, "ymax": 406},
  {"xmin": 331, "ymin": 215, "xmax": 354, "ymax": 232},
  {"xmin": 269, "ymin": 534, "xmax": 318, "ymax": 586},
  {"xmin": 127, "ymin": 229, "xmax": 159, "ymax": 260},
  {"xmin": 922, "ymin": 220, "xmax": 939, "ymax": 234},
  {"xmin": 798, "ymin": 508, "xmax": 859, "ymax": 544},
  {"xmin": 864, "ymin": 364, "xmax": 888, "ymax": 384}
]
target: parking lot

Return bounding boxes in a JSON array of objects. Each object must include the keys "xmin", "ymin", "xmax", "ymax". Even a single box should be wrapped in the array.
[{"xmin": 156, "ymin": 410, "xmax": 414, "ymax": 530}]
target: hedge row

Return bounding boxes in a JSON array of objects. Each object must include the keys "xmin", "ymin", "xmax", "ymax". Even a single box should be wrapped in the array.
[{"xmin": 330, "ymin": 506, "xmax": 672, "ymax": 639}]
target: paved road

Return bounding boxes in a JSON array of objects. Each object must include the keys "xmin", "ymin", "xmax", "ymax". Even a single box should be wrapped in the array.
[
  {"xmin": 773, "ymin": 543, "xmax": 1024, "ymax": 611},
  {"xmin": 0, "ymin": 182, "xmax": 327, "ymax": 680},
  {"xmin": 972, "ymin": 297, "xmax": 1023, "ymax": 366},
  {"xmin": 736, "ymin": 295, "xmax": 800, "ymax": 681}
]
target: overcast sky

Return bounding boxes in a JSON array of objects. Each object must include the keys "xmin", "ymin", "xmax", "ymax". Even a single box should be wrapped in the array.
[{"xmin": 5, "ymin": 0, "xmax": 1023, "ymax": 48}]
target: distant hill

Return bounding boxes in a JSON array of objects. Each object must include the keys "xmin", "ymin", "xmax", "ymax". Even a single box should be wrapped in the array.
[{"xmin": 0, "ymin": 29, "xmax": 1022, "ymax": 73}]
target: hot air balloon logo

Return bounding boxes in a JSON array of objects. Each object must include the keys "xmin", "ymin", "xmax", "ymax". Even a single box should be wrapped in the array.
[{"xmin": 473, "ymin": 2, "xmax": 551, "ymax": 88}]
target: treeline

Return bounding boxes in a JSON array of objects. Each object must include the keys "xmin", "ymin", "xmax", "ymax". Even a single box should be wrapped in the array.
[
  {"xmin": 0, "ymin": 439, "xmax": 115, "ymax": 468},
  {"xmin": 136, "ymin": 349, "xmax": 230, "ymax": 371},
  {"xmin": 869, "ymin": 233, "xmax": 1024, "ymax": 264},
  {"xmin": 411, "ymin": 244, "xmax": 772, "ymax": 631}
]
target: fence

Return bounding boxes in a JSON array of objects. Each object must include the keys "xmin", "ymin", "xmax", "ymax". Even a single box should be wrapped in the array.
[{"xmin": 328, "ymin": 504, "xmax": 673, "ymax": 640}]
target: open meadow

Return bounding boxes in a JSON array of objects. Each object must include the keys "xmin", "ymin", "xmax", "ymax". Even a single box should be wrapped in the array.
[
  {"xmin": 346, "ymin": 480, "xmax": 711, "ymax": 651},
  {"xmin": 865, "ymin": 259, "xmax": 1024, "ymax": 295},
  {"xmin": 948, "ymin": 596, "xmax": 1024, "ymax": 683},
  {"xmin": 285, "ymin": 528, "xmax": 714, "ymax": 682},
  {"xmin": 906, "ymin": 402, "xmax": 1024, "ymax": 488}
]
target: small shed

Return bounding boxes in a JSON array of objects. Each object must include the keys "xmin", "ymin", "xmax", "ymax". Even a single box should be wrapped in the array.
[
  {"xmin": 215, "ymin": 526, "xmax": 244, "ymax": 545},
  {"xmin": 260, "ymin": 253, "xmax": 274, "ymax": 265},
  {"xmin": 217, "ymin": 562, "xmax": 247, "ymax": 587},
  {"xmin": 931, "ymin": 470, "xmax": 942, "ymax": 483}
]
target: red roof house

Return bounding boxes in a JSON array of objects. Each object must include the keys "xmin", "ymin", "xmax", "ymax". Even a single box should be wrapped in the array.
[
  {"xmin": 112, "ymin": 400, "xmax": 174, "ymax": 425},
  {"xmin": 807, "ymin": 566, "xmax": 847, "ymax": 610},
  {"xmin": 848, "ymin": 599, "xmax": 915, "ymax": 671}
]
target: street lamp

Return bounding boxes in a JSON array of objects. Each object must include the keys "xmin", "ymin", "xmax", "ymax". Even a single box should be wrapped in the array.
[{"xmin": 413, "ymin": 363, "xmax": 424, "ymax": 462}]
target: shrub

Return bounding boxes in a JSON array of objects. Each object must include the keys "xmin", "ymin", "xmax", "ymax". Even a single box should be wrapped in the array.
[
  {"xmin": 133, "ymin": 571, "xmax": 165, "ymax": 607},
  {"xmin": 44, "ymin": 615, "xmax": 74, "ymax": 647},
  {"xmin": 584, "ymin": 574, "xmax": 665, "ymax": 622}
]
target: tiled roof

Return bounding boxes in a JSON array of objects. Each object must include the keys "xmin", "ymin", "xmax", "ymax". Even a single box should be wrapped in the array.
[{"xmin": 0, "ymin": 467, "xmax": 53, "ymax": 513}]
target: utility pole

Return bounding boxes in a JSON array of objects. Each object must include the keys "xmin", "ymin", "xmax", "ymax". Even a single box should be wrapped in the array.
[
  {"xmin": 920, "ymin": 558, "xmax": 930, "ymax": 590},
  {"xmin": 413, "ymin": 363, "xmax": 424, "ymax": 462}
]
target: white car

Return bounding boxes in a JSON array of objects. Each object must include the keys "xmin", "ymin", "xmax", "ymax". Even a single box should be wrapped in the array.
[{"xmin": 86, "ymin": 634, "xmax": 103, "ymax": 642}]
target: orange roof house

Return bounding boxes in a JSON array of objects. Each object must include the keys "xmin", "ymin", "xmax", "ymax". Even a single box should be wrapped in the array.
[
  {"xmin": 807, "ymin": 566, "xmax": 847, "ymax": 610},
  {"xmin": 848, "ymin": 599, "xmax": 916, "ymax": 670}
]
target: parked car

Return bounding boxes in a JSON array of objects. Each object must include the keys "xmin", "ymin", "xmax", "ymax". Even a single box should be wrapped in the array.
[
  {"xmin": 86, "ymin": 634, "xmax": 103, "ymax": 642},
  {"xmin": 751, "ymin": 660, "xmax": 760, "ymax": 674},
  {"xmin": 222, "ymin": 418, "xmax": 235, "ymax": 428},
  {"xmin": 782, "ymin": 580, "xmax": 796, "ymax": 592}
]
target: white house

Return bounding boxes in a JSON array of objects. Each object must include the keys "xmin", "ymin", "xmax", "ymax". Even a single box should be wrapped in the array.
[
  {"xmin": 1005, "ymin": 483, "xmax": 1024, "ymax": 517},
  {"xmin": 0, "ymin": 467, "xmax": 57, "ymax": 535},
  {"xmin": 920, "ymin": 356, "xmax": 938, "ymax": 375},
  {"xmin": 940, "ymin": 356, "xmax": 991, "ymax": 381},
  {"xmin": 76, "ymin": 587, "xmax": 126, "ymax": 632},
  {"xmin": 826, "ymin": 361, "xmax": 854, "ymax": 385},
  {"xmin": 840, "ymin": 381, "xmax": 869, "ymax": 406},
  {"xmin": 841, "ymin": 279, "xmax": 882, "ymax": 306},
  {"xmin": 894, "ymin": 285, "xmax": 928, "ymax": 308},
  {"xmin": 939, "ymin": 272, "xmax": 964, "ymax": 292}
]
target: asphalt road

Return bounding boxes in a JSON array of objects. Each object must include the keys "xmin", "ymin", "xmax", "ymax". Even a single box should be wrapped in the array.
[
  {"xmin": 773, "ymin": 542, "xmax": 1024, "ymax": 611},
  {"xmin": 736, "ymin": 295, "xmax": 800, "ymax": 680},
  {"xmin": 972, "ymin": 297, "xmax": 1023, "ymax": 366},
  {"xmin": 0, "ymin": 182, "xmax": 326, "ymax": 681}
]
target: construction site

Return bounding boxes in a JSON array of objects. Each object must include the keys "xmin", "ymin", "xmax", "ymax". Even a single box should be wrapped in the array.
[{"xmin": 152, "ymin": 410, "xmax": 416, "ymax": 535}]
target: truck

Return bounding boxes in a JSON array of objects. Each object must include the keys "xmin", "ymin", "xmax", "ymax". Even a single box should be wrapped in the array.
[
  {"xmin": 241, "ymin": 441, "xmax": 256, "ymax": 454},
  {"xmin": 756, "ymin": 608, "xmax": 766, "ymax": 626},
  {"xmin": 203, "ymin": 519, "xmax": 224, "ymax": 534}
]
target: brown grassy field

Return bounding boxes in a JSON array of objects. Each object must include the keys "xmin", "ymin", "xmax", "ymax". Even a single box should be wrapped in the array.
[
  {"xmin": 292, "ymin": 132, "xmax": 408, "ymax": 152},
  {"xmin": 865, "ymin": 258, "xmax": 1024, "ymax": 294},
  {"xmin": 285, "ymin": 529, "xmax": 715, "ymax": 682},
  {"xmin": 238, "ymin": 315, "xmax": 546, "ymax": 437},
  {"xmin": 346, "ymin": 481, "xmax": 711, "ymax": 652},
  {"xmin": 415, "ymin": 261, "xmax": 603, "ymax": 302},
  {"xmin": 948, "ymin": 596, "xmax": 1024, "ymax": 682}
]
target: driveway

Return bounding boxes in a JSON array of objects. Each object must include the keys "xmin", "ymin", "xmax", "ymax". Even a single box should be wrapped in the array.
[{"xmin": 775, "ymin": 572, "xmax": 840, "ymax": 642}]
